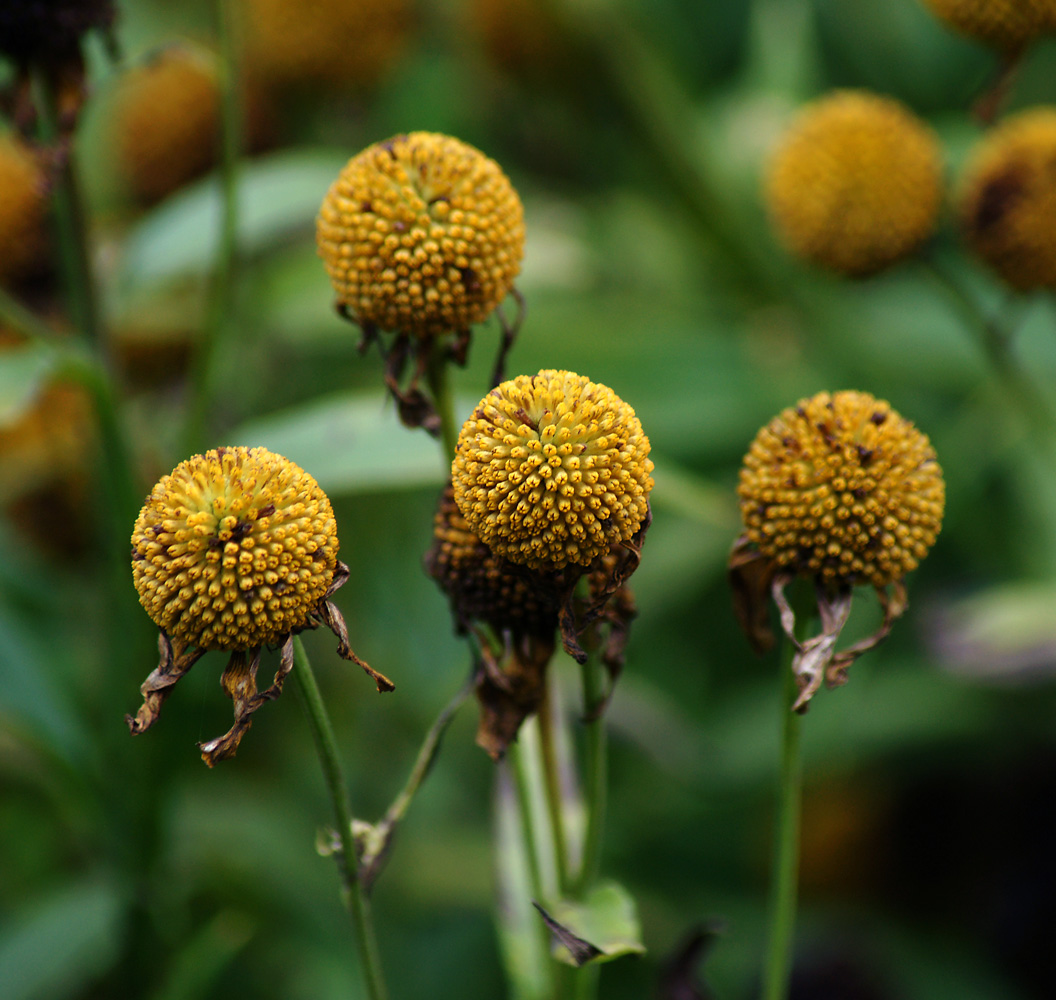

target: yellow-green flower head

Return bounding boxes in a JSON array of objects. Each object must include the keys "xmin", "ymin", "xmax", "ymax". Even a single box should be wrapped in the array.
[
  {"xmin": 0, "ymin": 135, "xmax": 47, "ymax": 287},
  {"xmin": 919, "ymin": 0, "xmax": 1052, "ymax": 51},
  {"xmin": 765, "ymin": 91, "xmax": 943, "ymax": 276},
  {"xmin": 738, "ymin": 391, "xmax": 944, "ymax": 588},
  {"xmin": 131, "ymin": 447, "xmax": 339, "ymax": 651},
  {"xmin": 111, "ymin": 44, "xmax": 220, "ymax": 205},
  {"xmin": 426, "ymin": 482, "xmax": 558, "ymax": 637},
  {"xmin": 958, "ymin": 107, "xmax": 1056, "ymax": 290},
  {"xmin": 244, "ymin": 0, "xmax": 412, "ymax": 89},
  {"xmin": 452, "ymin": 370, "xmax": 654, "ymax": 572},
  {"xmin": 316, "ymin": 132, "xmax": 525, "ymax": 338}
]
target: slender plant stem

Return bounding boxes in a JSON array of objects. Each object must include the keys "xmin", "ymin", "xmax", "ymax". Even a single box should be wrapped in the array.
[
  {"xmin": 291, "ymin": 637, "xmax": 389, "ymax": 1000},
  {"xmin": 761, "ymin": 635, "xmax": 804, "ymax": 1000},
  {"xmin": 575, "ymin": 651, "xmax": 607, "ymax": 897},
  {"xmin": 425, "ymin": 342, "xmax": 459, "ymax": 463},
  {"xmin": 510, "ymin": 740, "xmax": 549, "ymax": 905},
  {"xmin": 537, "ymin": 676, "xmax": 572, "ymax": 897},
  {"xmin": 184, "ymin": 0, "xmax": 243, "ymax": 453}
]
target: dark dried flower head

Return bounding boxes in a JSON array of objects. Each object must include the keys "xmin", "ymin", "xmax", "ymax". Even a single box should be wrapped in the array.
[
  {"xmin": 317, "ymin": 131, "xmax": 524, "ymax": 339},
  {"xmin": 919, "ymin": 0, "xmax": 1052, "ymax": 51},
  {"xmin": 0, "ymin": 0, "xmax": 115, "ymax": 66},
  {"xmin": 959, "ymin": 107, "xmax": 1056, "ymax": 290},
  {"xmin": 452, "ymin": 370, "xmax": 653, "ymax": 573},
  {"xmin": 110, "ymin": 43, "xmax": 221, "ymax": 205},
  {"xmin": 128, "ymin": 446, "xmax": 392, "ymax": 765},
  {"xmin": 766, "ymin": 90, "xmax": 943, "ymax": 276},
  {"xmin": 738, "ymin": 391, "xmax": 944, "ymax": 589},
  {"xmin": 0, "ymin": 135, "xmax": 48, "ymax": 287}
]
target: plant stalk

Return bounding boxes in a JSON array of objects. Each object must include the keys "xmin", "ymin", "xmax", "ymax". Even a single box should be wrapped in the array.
[
  {"xmin": 575, "ymin": 651, "xmax": 607, "ymax": 897},
  {"xmin": 537, "ymin": 677, "xmax": 572, "ymax": 897},
  {"xmin": 425, "ymin": 342, "xmax": 460, "ymax": 464},
  {"xmin": 291, "ymin": 637, "xmax": 389, "ymax": 1000}
]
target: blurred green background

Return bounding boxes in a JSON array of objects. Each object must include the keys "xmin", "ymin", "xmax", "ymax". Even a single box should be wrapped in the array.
[{"xmin": 3, "ymin": 0, "xmax": 1056, "ymax": 997}]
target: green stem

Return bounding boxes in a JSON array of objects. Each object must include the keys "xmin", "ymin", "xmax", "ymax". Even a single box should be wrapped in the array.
[
  {"xmin": 761, "ymin": 635, "xmax": 804, "ymax": 1000},
  {"xmin": 537, "ymin": 676, "xmax": 572, "ymax": 898},
  {"xmin": 32, "ymin": 66, "xmax": 102, "ymax": 347},
  {"xmin": 425, "ymin": 342, "xmax": 459, "ymax": 464},
  {"xmin": 184, "ymin": 0, "xmax": 243, "ymax": 453},
  {"xmin": 291, "ymin": 637, "xmax": 389, "ymax": 1000},
  {"xmin": 510, "ymin": 743, "xmax": 549, "ymax": 907},
  {"xmin": 575, "ymin": 652, "xmax": 607, "ymax": 897}
]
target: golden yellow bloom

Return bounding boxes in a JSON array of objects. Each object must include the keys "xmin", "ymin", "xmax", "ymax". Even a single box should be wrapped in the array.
[
  {"xmin": 738, "ymin": 391, "xmax": 944, "ymax": 588},
  {"xmin": 0, "ymin": 135, "xmax": 47, "ymax": 287},
  {"xmin": 132, "ymin": 446, "xmax": 339, "ymax": 651},
  {"xmin": 766, "ymin": 91, "xmax": 943, "ymax": 276},
  {"xmin": 111, "ymin": 44, "xmax": 220, "ymax": 204},
  {"xmin": 958, "ymin": 107, "xmax": 1056, "ymax": 290},
  {"xmin": 452, "ymin": 370, "xmax": 653, "ymax": 572},
  {"xmin": 243, "ymin": 0, "xmax": 411, "ymax": 89},
  {"xmin": 919, "ymin": 0, "xmax": 1052, "ymax": 51},
  {"xmin": 317, "ymin": 132, "xmax": 525, "ymax": 338}
]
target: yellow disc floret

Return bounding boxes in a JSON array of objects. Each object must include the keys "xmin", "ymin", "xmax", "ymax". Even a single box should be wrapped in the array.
[
  {"xmin": 738, "ymin": 391, "xmax": 944, "ymax": 588},
  {"xmin": 958, "ymin": 107, "xmax": 1056, "ymax": 290},
  {"xmin": 132, "ymin": 447, "xmax": 339, "ymax": 650},
  {"xmin": 918, "ymin": 0, "xmax": 1051, "ymax": 51},
  {"xmin": 0, "ymin": 135, "xmax": 47, "ymax": 287},
  {"xmin": 317, "ymin": 132, "xmax": 525, "ymax": 338},
  {"xmin": 452, "ymin": 370, "xmax": 653, "ymax": 572},
  {"xmin": 111, "ymin": 44, "xmax": 220, "ymax": 204},
  {"xmin": 765, "ymin": 90, "xmax": 943, "ymax": 276}
]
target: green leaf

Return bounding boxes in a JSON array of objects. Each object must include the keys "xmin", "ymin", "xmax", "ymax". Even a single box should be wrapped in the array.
[
  {"xmin": 116, "ymin": 148, "xmax": 350, "ymax": 291},
  {"xmin": 229, "ymin": 390, "xmax": 448, "ymax": 495},
  {"xmin": 0, "ymin": 878, "xmax": 125, "ymax": 1000},
  {"xmin": 546, "ymin": 881, "xmax": 646, "ymax": 966},
  {"xmin": 0, "ymin": 342, "xmax": 58, "ymax": 428}
]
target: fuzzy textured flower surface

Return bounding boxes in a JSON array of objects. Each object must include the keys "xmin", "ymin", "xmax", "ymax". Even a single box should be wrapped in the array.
[
  {"xmin": 959, "ymin": 107, "xmax": 1056, "ymax": 290},
  {"xmin": 738, "ymin": 391, "xmax": 944, "ymax": 589},
  {"xmin": 317, "ymin": 132, "xmax": 524, "ymax": 338},
  {"xmin": 0, "ymin": 136, "xmax": 47, "ymax": 286},
  {"xmin": 452, "ymin": 370, "xmax": 653, "ymax": 572},
  {"xmin": 766, "ymin": 91, "xmax": 943, "ymax": 276},
  {"xmin": 919, "ymin": 0, "xmax": 1052, "ymax": 51},
  {"xmin": 128, "ymin": 446, "xmax": 392, "ymax": 765}
]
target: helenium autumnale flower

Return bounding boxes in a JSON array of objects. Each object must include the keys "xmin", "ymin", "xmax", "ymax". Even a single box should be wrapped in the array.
[
  {"xmin": 729, "ymin": 391, "xmax": 944, "ymax": 710},
  {"xmin": 128, "ymin": 446, "xmax": 394, "ymax": 766}
]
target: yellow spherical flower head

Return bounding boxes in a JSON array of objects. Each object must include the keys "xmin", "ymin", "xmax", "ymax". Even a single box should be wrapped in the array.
[
  {"xmin": 129, "ymin": 446, "xmax": 392, "ymax": 765},
  {"xmin": 958, "ymin": 107, "xmax": 1056, "ymax": 290},
  {"xmin": 0, "ymin": 135, "xmax": 48, "ymax": 287},
  {"xmin": 766, "ymin": 91, "xmax": 943, "ymax": 276},
  {"xmin": 919, "ymin": 0, "xmax": 1051, "ymax": 51},
  {"xmin": 739, "ymin": 391, "xmax": 944, "ymax": 589},
  {"xmin": 111, "ymin": 43, "xmax": 221, "ymax": 205},
  {"xmin": 244, "ymin": 0, "xmax": 412, "ymax": 89},
  {"xmin": 452, "ymin": 370, "xmax": 653, "ymax": 574},
  {"xmin": 317, "ymin": 132, "xmax": 525, "ymax": 339}
]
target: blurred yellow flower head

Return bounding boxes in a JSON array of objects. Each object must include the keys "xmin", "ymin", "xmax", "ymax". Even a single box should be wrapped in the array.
[
  {"xmin": 0, "ymin": 135, "xmax": 48, "ymax": 287},
  {"xmin": 919, "ymin": 0, "xmax": 1053, "ymax": 51}
]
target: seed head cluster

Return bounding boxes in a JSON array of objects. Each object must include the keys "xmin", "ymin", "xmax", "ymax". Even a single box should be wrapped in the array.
[
  {"xmin": 0, "ymin": 136, "xmax": 47, "ymax": 287},
  {"xmin": 738, "ymin": 391, "xmax": 944, "ymax": 588},
  {"xmin": 766, "ymin": 90, "xmax": 943, "ymax": 276},
  {"xmin": 317, "ymin": 132, "xmax": 524, "ymax": 338},
  {"xmin": 131, "ymin": 447, "xmax": 339, "ymax": 651},
  {"xmin": 112, "ymin": 45, "xmax": 220, "ymax": 205},
  {"xmin": 958, "ymin": 107, "xmax": 1056, "ymax": 291},
  {"xmin": 452, "ymin": 370, "xmax": 653, "ymax": 572},
  {"xmin": 919, "ymin": 0, "xmax": 1053, "ymax": 51}
]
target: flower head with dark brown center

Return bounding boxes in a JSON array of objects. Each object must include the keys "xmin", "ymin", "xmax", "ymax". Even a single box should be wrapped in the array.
[
  {"xmin": 765, "ymin": 90, "xmax": 943, "ymax": 276},
  {"xmin": 730, "ymin": 392, "xmax": 944, "ymax": 709},
  {"xmin": 958, "ymin": 107, "xmax": 1056, "ymax": 291},
  {"xmin": 128, "ymin": 446, "xmax": 393, "ymax": 765}
]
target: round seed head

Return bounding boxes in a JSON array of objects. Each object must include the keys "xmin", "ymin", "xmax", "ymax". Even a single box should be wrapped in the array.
[
  {"xmin": 452, "ymin": 370, "xmax": 653, "ymax": 572},
  {"xmin": 0, "ymin": 135, "xmax": 48, "ymax": 287},
  {"xmin": 0, "ymin": 0, "xmax": 115, "ymax": 64},
  {"xmin": 132, "ymin": 447, "xmax": 339, "ymax": 650},
  {"xmin": 244, "ymin": 0, "xmax": 411, "ymax": 88},
  {"xmin": 426, "ymin": 483, "xmax": 559, "ymax": 637},
  {"xmin": 738, "ymin": 391, "xmax": 944, "ymax": 588},
  {"xmin": 111, "ymin": 44, "xmax": 220, "ymax": 205},
  {"xmin": 919, "ymin": 0, "xmax": 1051, "ymax": 51},
  {"xmin": 958, "ymin": 107, "xmax": 1056, "ymax": 291},
  {"xmin": 317, "ymin": 132, "xmax": 525, "ymax": 338},
  {"xmin": 765, "ymin": 90, "xmax": 943, "ymax": 276}
]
